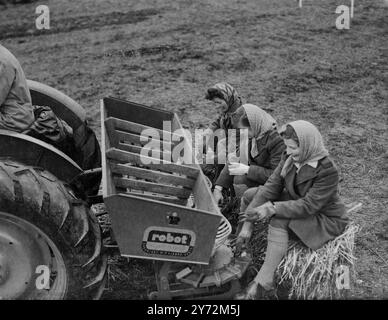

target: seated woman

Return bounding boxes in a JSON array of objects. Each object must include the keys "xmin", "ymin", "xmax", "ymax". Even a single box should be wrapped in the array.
[
  {"xmin": 203, "ymin": 82, "xmax": 243, "ymax": 144},
  {"xmin": 201, "ymin": 82, "xmax": 243, "ymax": 180},
  {"xmin": 213, "ymin": 104, "xmax": 285, "ymax": 203},
  {"xmin": 235, "ymin": 120, "xmax": 349, "ymax": 299}
]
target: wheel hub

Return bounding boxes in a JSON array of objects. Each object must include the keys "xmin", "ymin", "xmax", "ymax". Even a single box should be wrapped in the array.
[{"xmin": 0, "ymin": 212, "xmax": 67, "ymax": 299}]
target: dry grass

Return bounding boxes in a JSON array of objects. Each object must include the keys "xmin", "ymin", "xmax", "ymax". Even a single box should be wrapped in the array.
[
  {"xmin": 277, "ymin": 224, "xmax": 359, "ymax": 299},
  {"xmin": 242, "ymin": 204, "xmax": 362, "ymax": 300}
]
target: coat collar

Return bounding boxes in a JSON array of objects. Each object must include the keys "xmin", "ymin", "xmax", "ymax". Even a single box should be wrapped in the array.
[
  {"xmin": 295, "ymin": 164, "xmax": 318, "ymax": 184},
  {"xmin": 294, "ymin": 161, "xmax": 318, "ymax": 171},
  {"xmin": 254, "ymin": 129, "xmax": 274, "ymax": 146},
  {"xmin": 249, "ymin": 130, "xmax": 272, "ymax": 157},
  {"xmin": 284, "ymin": 161, "xmax": 318, "ymax": 189}
]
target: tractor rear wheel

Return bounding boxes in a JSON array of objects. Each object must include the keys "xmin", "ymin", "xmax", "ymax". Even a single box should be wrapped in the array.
[{"xmin": 0, "ymin": 160, "xmax": 107, "ymax": 299}]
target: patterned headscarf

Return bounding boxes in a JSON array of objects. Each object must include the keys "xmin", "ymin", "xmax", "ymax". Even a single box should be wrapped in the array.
[
  {"xmin": 240, "ymin": 104, "xmax": 277, "ymax": 158},
  {"xmin": 279, "ymin": 120, "xmax": 329, "ymax": 177},
  {"xmin": 206, "ymin": 82, "xmax": 242, "ymax": 114}
]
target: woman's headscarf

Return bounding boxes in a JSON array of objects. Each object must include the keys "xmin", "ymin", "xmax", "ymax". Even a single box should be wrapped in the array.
[
  {"xmin": 279, "ymin": 120, "xmax": 329, "ymax": 177},
  {"xmin": 239, "ymin": 104, "xmax": 277, "ymax": 158},
  {"xmin": 206, "ymin": 82, "xmax": 242, "ymax": 114}
]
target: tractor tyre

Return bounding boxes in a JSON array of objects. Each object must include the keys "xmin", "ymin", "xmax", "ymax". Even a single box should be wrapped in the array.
[{"xmin": 0, "ymin": 160, "xmax": 107, "ymax": 299}]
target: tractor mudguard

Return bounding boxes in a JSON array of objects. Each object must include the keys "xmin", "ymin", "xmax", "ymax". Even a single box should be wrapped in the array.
[{"xmin": 0, "ymin": 129, "xmax": 82, "ymax": 183}]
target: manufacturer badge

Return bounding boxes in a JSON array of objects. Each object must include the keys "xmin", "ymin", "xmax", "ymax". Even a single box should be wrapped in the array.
[{"xmin": 142, "ymin": 226, "xmax": 196, "ymax": 257}]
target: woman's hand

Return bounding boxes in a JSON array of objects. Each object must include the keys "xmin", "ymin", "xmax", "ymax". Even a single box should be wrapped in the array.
[
  {"xmin": 228, "ymin": 162, "xmax": 249, "ymax": 176},
  {"xmin": 235, "ymin": 222, "xmax": 253, "ymax": 253},
  {"xmin": 239, "ymin": 202, "xmax": 276, "ymax": 223}
]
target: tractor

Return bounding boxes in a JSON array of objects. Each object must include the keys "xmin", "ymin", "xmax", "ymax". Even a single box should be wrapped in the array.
[{"xmin": 0, "ymin": 81, "xmax": 251, "ymax": 299}]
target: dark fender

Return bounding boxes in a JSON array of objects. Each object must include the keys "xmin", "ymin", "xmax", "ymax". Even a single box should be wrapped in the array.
[{"xmin": 0, "ymin": 130, "xmax": 82, "ymax": 183}]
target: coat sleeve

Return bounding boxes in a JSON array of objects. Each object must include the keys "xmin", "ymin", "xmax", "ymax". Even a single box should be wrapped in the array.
[
  {"xmin": 246, "ymin": 137, "xmax": 285, "ymax": 184},
  {"xmin": 0, "ymin": 62, "xmax": 14, "ymax": 106},
  {"xmin": 215, "ymin": 162, "xmax": 234, "ymax": 189},
  {"xmin": 274, "ymin": 165, "xmax": 339, "ymax": 219},
  {"xmin": 245, "ymin": 158, "xmax": 286, "ymax": 210}
]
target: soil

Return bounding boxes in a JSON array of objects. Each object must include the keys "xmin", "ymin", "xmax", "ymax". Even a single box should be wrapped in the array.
[{"xmin": 1, "ymin": 0, "xmax": 387, "ymax": 299}]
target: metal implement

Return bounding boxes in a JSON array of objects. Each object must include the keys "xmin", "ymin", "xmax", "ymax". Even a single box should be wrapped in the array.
[
  {"xmin": 100, "ymin": 96, "xmax": 251, "ymax": 299},
  {"xmin": 101, "ymin": 97, "xmax": 223, "ymax": 264},
  {"xmin": 0, "ymin": 84, "xmax": 250, "ymax": 300}
]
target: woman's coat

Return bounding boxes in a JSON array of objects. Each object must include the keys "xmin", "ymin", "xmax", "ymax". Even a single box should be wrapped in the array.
[
  {"xmin": 249, "ymin": 152, "xmax": 348, "ymax": 250},
  {"xmin": 215, "ymin": 104, "xmax": 285, "ymax": 189},
  {"xmin": 215, "ymin": 129, "xmax": 285, "ymax": 188}
]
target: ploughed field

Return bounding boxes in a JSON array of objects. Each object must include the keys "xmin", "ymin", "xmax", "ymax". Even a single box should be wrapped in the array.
[{"xmin": 1, "ymin": 0, "xmax": 387, "ymax": 299}]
